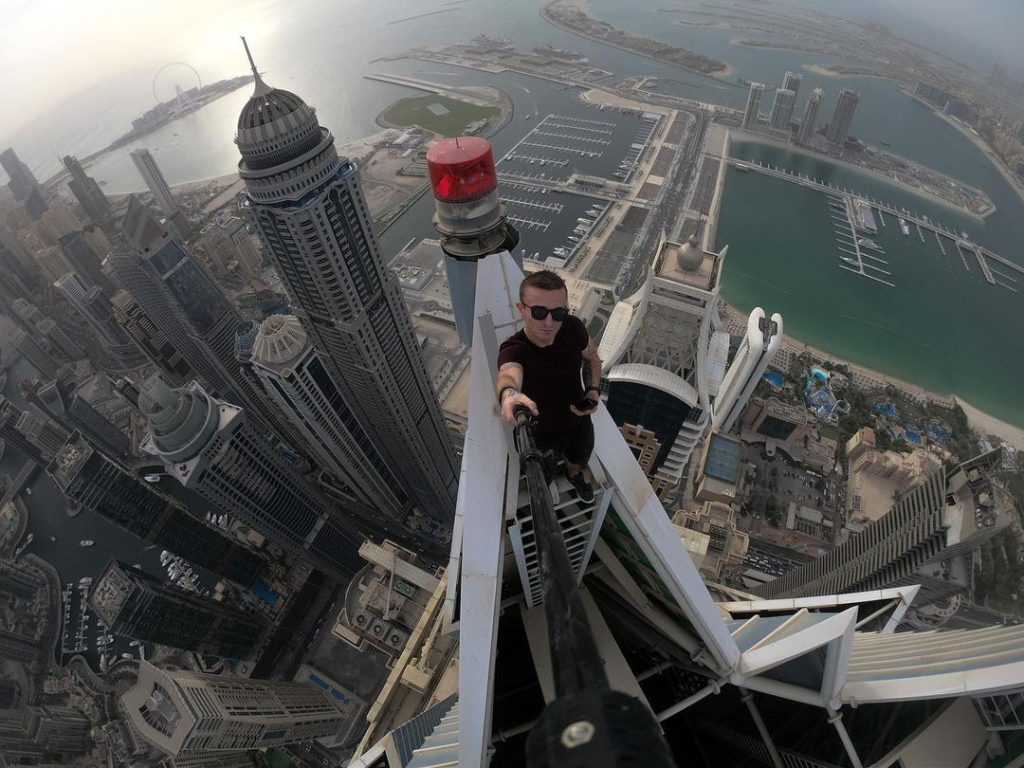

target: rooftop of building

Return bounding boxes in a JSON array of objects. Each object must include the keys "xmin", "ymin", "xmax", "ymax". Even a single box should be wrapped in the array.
[{"xmin": 654, "ymin": 234, "xmax": 720, "ymax": 292}]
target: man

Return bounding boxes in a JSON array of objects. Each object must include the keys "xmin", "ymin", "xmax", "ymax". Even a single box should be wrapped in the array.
[{"xmin": 496, "ymin": 270, "xmax": 602, "ymax": 503}]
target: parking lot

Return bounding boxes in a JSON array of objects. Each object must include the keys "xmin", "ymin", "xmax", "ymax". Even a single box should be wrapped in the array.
[
  {"xmin": 499, "ymin": 180, "xmax": 609, "ymax": 269},
  {"xmin": 498, "ymin": 105, "xmax": 661, "ymax": 184}
]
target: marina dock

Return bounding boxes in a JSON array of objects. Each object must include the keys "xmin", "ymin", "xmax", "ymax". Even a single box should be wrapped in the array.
[{"xmin": 729, "ymin": 159, "xmax": 1024, "ymax": 293}]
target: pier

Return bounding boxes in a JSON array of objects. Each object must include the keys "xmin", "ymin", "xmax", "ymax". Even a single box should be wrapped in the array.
[
  {"xmin": 729, "ymin": 158, "xmax": 1024, "ymax": 293},
  {"xmin": 934, "ymin": 230, "xmax": 946, "ymax": 256},
  {"xmin": 827, "ymin": 195, "xmax": 895, "ymax": 287},
  {"xmin": 973, "ymin": 246, "xmax": 996, "ymax": 285}
]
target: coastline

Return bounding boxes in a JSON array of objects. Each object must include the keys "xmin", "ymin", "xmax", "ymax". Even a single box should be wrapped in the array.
[
  {"xmin": 904, "ymin": 89, "xmax": 1024, "ymax": 212},
  {"xmin": 729, "ymin": 127, "xmax": 985, "ymax": 221},
  {"xmin": 728, "ymin": 304, "xmax": 1024, "ymax": 449},
  {"xmin": 803, "ymin": 63, "xmax": 899, "ymax": 84},
  {"xmin": 542, "ymin": 0, "xmax": 736, "ymax": 81}
]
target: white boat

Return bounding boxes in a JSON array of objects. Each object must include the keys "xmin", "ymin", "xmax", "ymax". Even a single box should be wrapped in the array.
[
  {"xmin": 899, "ymin": 218, "xmax": 910, "ymax": 236},
  {"xmin": 79, "ymin": 540, "xmax": 94, "ymax": 547},
  {"xmin": 25, "ymin": 487, "xmax": 32, "ymax": 496},
  {"xmin": 49, "ymin": 536, "xmax": 56, "ymax": 542}
]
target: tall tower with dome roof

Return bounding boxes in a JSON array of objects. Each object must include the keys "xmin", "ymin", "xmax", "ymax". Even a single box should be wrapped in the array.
[{"xmin": 234, "ymin": 41, "xmax": 457, "ymax": 532}]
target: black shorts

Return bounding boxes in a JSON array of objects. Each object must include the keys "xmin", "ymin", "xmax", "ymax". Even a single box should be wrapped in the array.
[{"xmin": 534, "ymin": 416, "xmax": 594, "ymax": 467}]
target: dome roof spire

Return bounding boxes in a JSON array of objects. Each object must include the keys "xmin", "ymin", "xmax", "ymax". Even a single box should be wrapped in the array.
[{"xmin": 241, "ymin": 36, "xmax": 273, "ymax": 98}]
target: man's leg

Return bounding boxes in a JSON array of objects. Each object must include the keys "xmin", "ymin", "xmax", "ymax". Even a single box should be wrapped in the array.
[{"xmin": 564, "ymin": 417, "xmax": 595, "ymax": 502}]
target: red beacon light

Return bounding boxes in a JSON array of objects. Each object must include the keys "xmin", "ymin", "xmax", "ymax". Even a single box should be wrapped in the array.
[{"xmin": 427, "ymin": 137, "xmax": 497, "ymax": 203}]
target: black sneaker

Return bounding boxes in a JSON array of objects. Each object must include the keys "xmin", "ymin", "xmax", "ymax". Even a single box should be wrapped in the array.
[{"xmin": 566, "ymin": 471, "xmax": 595, "ymax": 503}]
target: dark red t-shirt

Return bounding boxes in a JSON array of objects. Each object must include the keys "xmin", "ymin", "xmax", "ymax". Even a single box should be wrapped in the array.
[{"xmin": 497, "ymin": 315, "xmax": 589, "ymax": 436}]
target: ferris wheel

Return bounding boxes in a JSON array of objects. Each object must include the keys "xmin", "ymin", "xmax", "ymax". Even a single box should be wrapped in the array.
[{"xmin": 152, "ymin": 62, "xmax": 203, "ymax": 108}]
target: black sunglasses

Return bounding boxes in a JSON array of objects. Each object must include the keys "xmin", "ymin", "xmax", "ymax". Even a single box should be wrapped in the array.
[{"xmin": 523, "ymin": 303, "xmax": 569, "ymax": 321}]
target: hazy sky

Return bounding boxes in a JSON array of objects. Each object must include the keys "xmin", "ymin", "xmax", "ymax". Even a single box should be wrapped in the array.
[
  {"xmin": 1, "ymin": 0, "xmax": 1022, "ymax": 157},
  {"xmin": 0, "ymin": 0, "xmax": 285, "ymax": 145}
]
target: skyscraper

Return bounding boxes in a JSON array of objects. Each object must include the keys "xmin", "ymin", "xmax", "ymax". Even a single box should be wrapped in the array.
[
  {"xmin": 742, "ymin": 82, "xmax": 765, "ymax": 129},
  {"xmin": 140, "ymin": 376, "xmax": 363, "ymax": 578},
  {"xmin": 90, "ymin": 561, "xmax": 267, "ymax": 658},
  {"xmin": 598, "ymin": 234, "xmax": 733, "ymax": 502},
  {"xmin": 111, "ymin": 290, "xmax": 193, "ymax": 386},
  {"xmin": 29, "ymin": 379, "xmax": 130, "ymax": 459},
  {"xmin": 711, "ymin": 308, "xmax": 783, "ymax": 433},
  {"xmin": 123, "ymin": 661, "xmax": 343, "ymax": 755},
  {"xmin": 62, "ymin": 155, "xmax": 113, "ymax": 225},
  {"xmin": 36, "ymin": 318, "xmax": 84, "ymax": 360},
  {"xmin": 756, "ymin": 449, "xmax": 1010, "ymax": 602},
  {"xmin": 248, "ymin": 314, "xmax": 408, "ymax": 521},
  {"xmin": 768, "ymin": 87, "xmax": 796, "ymax": 131},
  {"xmin": 58, "ymin": 230, "xmax": 115, "ymax": 294},
  {"xmin": 54, "ymin": 272, "xmax": 146, "ymax": 368},
  {"xmin": 54, "ymin": 273, "xmax": 126, "ymax": 346},
  {"xmin": 4, "ymin": 324, "xmax": 60, "ymax": 378},
  {"xmin": 112, "ymin": 200, "xmax": 285, "ymax": 438},
  {"xmin": 48, "ymin": 433, "xmax": 264, "ymax": 586},
  {"xmin": 798, "ymin": 87, "xmax": 825, "ymax": 145},
  {"xmin": 0, "ymin": 148, "xmax": 47, "ymax": 220},
  {"xmin": 827, "ymin": 88, "xmax": 860, "ymax": 145},
  {"xmin": 129, "ymin": 148, "xmax": 191, "ymax": 236},
  {"xmin": 0, "ymin": 706, "xmax": 90, "ymax": 759},
  {"xmin": 129, "ymin": 148, "xmax": 177, "ymax": 217},
  {"xmin": 782, "ymin": 70, "xmax": 803, "ymax": 98},
  {"xmin": 234, "ymin": 43, "xmax": 457, "ymax": 527}
]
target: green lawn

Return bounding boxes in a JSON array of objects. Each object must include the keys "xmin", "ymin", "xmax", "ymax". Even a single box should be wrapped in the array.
[{"xmin": 381, "ymin": 95, "xmax": 498, "ymax": 136}]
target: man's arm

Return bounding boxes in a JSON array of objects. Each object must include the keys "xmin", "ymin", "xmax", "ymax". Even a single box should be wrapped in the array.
[
  {"xmin": 571, "ymin": 336, "xmax": 603, "ymax": 416},
  {"xmin": 581, "ymin": 336, "xmax": 602, "ymax": 396},
  {"xmin": 496, "ymin": 362, "xmax": 537, "ymax": 424}
]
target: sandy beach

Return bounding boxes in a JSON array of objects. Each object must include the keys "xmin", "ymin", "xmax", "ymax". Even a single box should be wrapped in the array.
[{"xmin": 957, "ymin": 398, "xmax": 1024, "ymax": 451}]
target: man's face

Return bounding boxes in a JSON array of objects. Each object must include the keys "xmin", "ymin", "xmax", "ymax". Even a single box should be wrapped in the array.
[{"xmin": 518, "ymin": 285, "xmax": 568, "ymax": 347}]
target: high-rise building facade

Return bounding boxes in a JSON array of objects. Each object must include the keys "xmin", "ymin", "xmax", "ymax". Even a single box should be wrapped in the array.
[
  {"xmin": 827, "ymin": 88, "xmax": 860, "ymax": 145},
  {"xmin": 30, "ymin": 379, "xmax": 131, "ymax": 459},
  {"xmin": 36, "ymin": 318, "xmax": 84, "ymax": 360},
  {"xmin": 248, "ymin": 314, "xmax": 407, "ymax": 520},
  {"xmin": 54, "ymin": 273, "xmax": 145, "ymax": 369},
  {"xmin": 768, "ymin": 87, "xmax": 796, "ymax": 131},
  {"xmin": 234, "ymin": 53, "xmax": 457, "ymax": 527},
  {"xmin": 123, "ymin": 661, "xmax": 343, "ymax": 755},
  {"xmin": 798, "ymin": 87, "xmax": 825, "ymax": 145},
  {"xmin": 62, "ymin": 155, "xmax": 113, "ymax": 225},
  {"xmin": 129, "ymin": 148, "xmax": 191, "ymax": 237},
  {"xmin": 756, "ymin": 450, "xmax": 1010, "ymax": 601},
  {"xmin": 711, "ymin": 308, "xmax": 783, "ymax": 433},
  {"xmin": 4, "ymin": 324, "xmax": 60, "ymax": 378},
  {"xmin": 112, "ymin": 200, "xmax": 285, "ymax": 438},
  {"xmin": 742, "ymin": 82, "xmax": 765, "ymax": 129},
  {"xmin": 0, "ymin": 706, "xmax": 90, "ymax": 759},
  {"xmin": 111, "ymin": 290, "xmax": 193, "ymax": 386},
  {"xmin": 782, "ymin": 70, "xmax": 803, "ymax": 98},
  {"xmin": 90, "ymin": 561, "xmax": 267, "ymax": 658},
  {"xmin": 129, "ymin": 148, "xmax": 177, "ymax": 217},
  {"xmin": 48, "ymin": 433, "xmax": 264, "ymax": 586},
  {"xmin": 598, "ymin": 235, "xmax": 729, "ymax": 502},
  {"xmin": 140, "ymin": 376, "xmax": 363, "ymax": 577},
  {"xmin": 58, "ymin": 230, "xmax": 115, "ymax": 294},
  {"xmin": 0, "ymin": 148, "xmax": 47, "ymax": 220}
]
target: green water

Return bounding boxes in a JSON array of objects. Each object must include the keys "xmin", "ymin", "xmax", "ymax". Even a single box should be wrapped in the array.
[{"xmin": 716, "ymin": 145, "xmax": 1024, "ymax": 428}]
